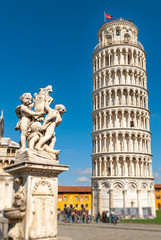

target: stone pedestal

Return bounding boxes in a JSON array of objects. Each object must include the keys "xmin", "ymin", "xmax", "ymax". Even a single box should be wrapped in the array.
[{"xmin": 4, "ymin": 149, "xmax": 69, "ymax": 240}]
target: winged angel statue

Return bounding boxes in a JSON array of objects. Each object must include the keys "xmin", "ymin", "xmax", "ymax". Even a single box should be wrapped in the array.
[{"xmin": 15, "ymin": 85, "xmax": 66, "ymax": 155}]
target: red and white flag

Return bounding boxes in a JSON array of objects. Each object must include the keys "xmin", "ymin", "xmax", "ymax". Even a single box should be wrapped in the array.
[{"xmin": 104, "ymin": 12, "xmax": 113, "ymax": 20}]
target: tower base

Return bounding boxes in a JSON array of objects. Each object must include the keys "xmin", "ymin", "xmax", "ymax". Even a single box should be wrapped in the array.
[{"xmin": 91, "ymin": 177, "xmax": 156, "ymax": 219}]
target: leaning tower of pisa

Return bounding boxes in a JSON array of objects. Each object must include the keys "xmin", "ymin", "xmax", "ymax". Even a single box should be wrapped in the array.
[{"xmin": 91, "ymin": 18, "xmax": 156, "ymax": 218}]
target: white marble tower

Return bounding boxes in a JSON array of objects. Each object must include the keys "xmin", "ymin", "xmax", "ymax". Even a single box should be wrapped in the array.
[{"xmin": 91, "ymin": 18, "xmax": 156, "ymax": 218}]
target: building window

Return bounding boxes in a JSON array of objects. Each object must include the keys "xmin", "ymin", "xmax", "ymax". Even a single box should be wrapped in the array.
[
  {"xmin": 4, "ymin": 161, "xmax": 8, "ymax": 167},
  {"xmin": 75, "ymin": 204, "xmax": 78, "ymax": 208},
  {"xmin": 130, "ymin": 121, "xmax": 134, "ymax": 127},
  {"xmin": 116, "ymin": 30, "xmax": 120, "ymax": 36},
  {"xmin": 124, "ymin": 33, "xmax": 130, "ymax": 41},
  {"xmin": 156, "ymin": 195, "xmax": 160, "ymax": 199},
  {"xmin": 156, "ymin": 189, "xmax": 159, "ymax": 192},
  {"xmin": 75, "ymin": 196, "xmax": 78, "ymax": 201},
  {"xmin": 158, "ymin": 203, "xmax": 161, "ymax": 209},
  {"xmin": 64, "ymin": 204, "xmax": 67, "ymax": 208},
  {"xmin": 12, "ymin": 149, "xmax": 15, "ymax": 154},
  {"xmin": 7, "ymin": 149, "xmax": 10, "ymax": 155},
  {"xmin": 85, "ymin": 196, "xmax": 89, "ymax": 201},
  {"xmin": 64, "ymin": 196, "xmax": 67, "ymax": 201},
  {"xmin": 128, "ymin": 54, "xmax": 131, "ymax": 64},
  {"xmin": 107, "ymin": 35, "xmax": 112, "ymax": 43},
  {"xmin": 70, "ymin": 196, "xmax": 72, "ymax": 200},
  {"xmin": 85, "ymin": 204, "xmax": 88, "ymax": 208}
]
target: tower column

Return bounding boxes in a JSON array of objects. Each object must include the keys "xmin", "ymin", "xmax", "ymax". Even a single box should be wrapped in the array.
[
  {"xmin": 103, "ymin": 135, "xmax": 106, "ymax": 152},
  {"xmin": 109, "ymin": 134, "xmax": 112, "ymax": 152},
  {"xmin": 91, "ymin": 188, "xmax": 95, "ymax": 217},
  {"xmin": 103, "ymin": 52, "xmax": 106, "ymax": 68},
  {"xmin": 109, "ymin": 90, "xmax": 112, "ymax": 106},
  {"xmin": 95, "ymin": 159, "xmax": 98, "ymax": 176},
  {"xmin": 103, "ymin": 72, "xmax": 106, "ymax": 86},
  {"xmin": 103, "ymin": 91, "xmax": 106, "ymax": 107},
  {"xmin": 98, "ymin": 189, "xmax": 102, "ymax": 214},
  {"xmin": 123, "ymin": 189, "xmax": 127, "ymax": 208},
  {"xmin": 109, "ymin": 189, "xmax": 113, "ymax": 209},
  {"xmin": 99, "ymin": 158, "xmax": 102, "ymax": 176},
  {"xmin": 110, "ymin": 157, "xmax": 113, "ymax": 176},
  {"xmin": 104, "ymin": 158, "xmax": 107, "ymax": 176},
  {"xmin": 103, "ymin": 112, "xmax": 106, "ymax": 128},
  {"xmin": 99, "ymin": 113, "xmax": 102, "ymax": 130}
]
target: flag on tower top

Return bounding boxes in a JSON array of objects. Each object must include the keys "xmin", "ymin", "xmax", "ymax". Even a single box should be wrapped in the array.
[{"xmin": 104, "ymin": 12, "xmax": 113, "ymax": 21}]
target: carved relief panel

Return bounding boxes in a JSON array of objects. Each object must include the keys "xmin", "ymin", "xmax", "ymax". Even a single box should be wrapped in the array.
[{"xmin": 29, "ymin": 177, "xmax": 57, "ymax": 239}]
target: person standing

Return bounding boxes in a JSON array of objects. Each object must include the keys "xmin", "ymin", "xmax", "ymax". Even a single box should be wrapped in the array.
[
  {"xmin": 82, "ymin": 210, "xmax": 86, "ymax": 223},
  {"xmin": 110, "ymin": 210, "xmax": 115, "ymax": 223},
  {"xmin": 106, "ymin": 211, "xmax": 110, "ymax": 223},
  {"xmin": 71, "ymin": 210, "xmax": 75, "ymax": 223},
  {"xmin": 96, "ymin": 212, "xmax": 100, "ymax": 223}
]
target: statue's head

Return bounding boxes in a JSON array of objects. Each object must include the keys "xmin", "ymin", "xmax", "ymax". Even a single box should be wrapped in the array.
[
  {"xmin": 20, "ymin": 93, "xmax": 33, "ymax": 106},
  {"xmin": 55, "ymin": 104, "xmax": 66, "ymax": 115}
]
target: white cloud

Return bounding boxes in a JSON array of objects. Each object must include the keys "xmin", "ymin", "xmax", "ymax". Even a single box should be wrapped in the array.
[
  {"xmin": 72, "ymin": 168, "xmax": 92, "ymax": 175},
  {"xmin": 153, "ymin": 172, "xmax": 161, "ymax": 180},
  {"xmin": 76, "ymin": 177, "xmax": 90, "ymax": 183},
  {"xmin": 64, "ymin": 149, "xmax": 77, "ymax": 154},
  {"xmin": 151, "ymin": 113, "xmax": 160, "ymax": 118}
]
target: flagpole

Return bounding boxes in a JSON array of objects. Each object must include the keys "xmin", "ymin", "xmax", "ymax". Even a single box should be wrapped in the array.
[{"xmin": 104, "ymin": 12, "xmax": 106, "ymax": 23}]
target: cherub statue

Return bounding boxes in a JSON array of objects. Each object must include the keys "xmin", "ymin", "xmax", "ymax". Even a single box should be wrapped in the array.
[
  {"xmin": 15, "ymin": 93, "xmax": 44, "ymax": 148},
  {"xmin": 35, "ymin": 104, "xmax": 66, "ymax": 153},
  {"xmin": 27, "ymin": 104, "xmax": 66, "ymax": 154},
  {"xmin": 15, "ymin": 86, "xmax": 66, "ymax": 156}
]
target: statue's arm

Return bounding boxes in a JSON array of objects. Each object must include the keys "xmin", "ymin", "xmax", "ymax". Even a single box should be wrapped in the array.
[{"xmin": 21, "ymin": 106, "xmax": 42, "ymax": 116}]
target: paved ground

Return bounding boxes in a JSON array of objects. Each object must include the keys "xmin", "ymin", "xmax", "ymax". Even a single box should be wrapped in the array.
[
  {"xmin": 1, "ymin": 220, "xmax": 161, "ymax": 240},
  {"xmin": 58, "ymin": 222, "xmax": 161, "ymax": 240}
]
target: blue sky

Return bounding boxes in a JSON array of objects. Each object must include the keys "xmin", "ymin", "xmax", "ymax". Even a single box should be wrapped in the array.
[{"xmin": 0, "ymin": 0, "xmax": 161, "ymax": 185}]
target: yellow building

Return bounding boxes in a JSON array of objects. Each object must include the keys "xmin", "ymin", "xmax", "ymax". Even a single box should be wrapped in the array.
[
  {"xmin": 154, "ymin": 184, "xmax": 161, "ymax": 210},
  {"xmin": 58, "ymin": 186, "xmax": 91, "ymax": 212}
]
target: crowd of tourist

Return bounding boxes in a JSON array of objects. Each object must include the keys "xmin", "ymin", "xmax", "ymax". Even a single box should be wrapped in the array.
[
  {"xmin": 57, "ymin": 208, "xmax": 120, "ymax": 224},
  {"xmin": 58, "ymin": 208, "xmax": 91, "ymax": 223},
  {"xmin": 97, "ymin": 210, "xmax": 120, "ymax": 224}
]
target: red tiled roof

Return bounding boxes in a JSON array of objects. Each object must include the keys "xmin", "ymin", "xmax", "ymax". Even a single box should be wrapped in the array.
[
  {"xmin": 58, "ymin": 186, "xmax": 91, "ymax": 193},
  {"xmin": 155, "ymin": 184, "xmax": 161, "ymax": 189}
]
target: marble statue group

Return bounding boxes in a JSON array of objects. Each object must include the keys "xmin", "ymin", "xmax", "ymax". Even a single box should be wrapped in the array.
[
  {"xmin": 15, "ymin": 85, "xmax": 66, "ymax": 154},
  {"xmin": 3, "ymin": 85, "xmax": 69, "ymax": 240}
]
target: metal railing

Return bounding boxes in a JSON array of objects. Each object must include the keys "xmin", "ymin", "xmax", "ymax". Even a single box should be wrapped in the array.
[{"xmin": 94, "ymin": 40, "xmax": 144, "ymax": 53}]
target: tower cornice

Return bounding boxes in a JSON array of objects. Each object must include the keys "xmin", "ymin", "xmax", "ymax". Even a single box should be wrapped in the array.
[
  {"xmin": 92, "ymin": 84, "xmax": 149, "ymax": 96},
  {"xmin": 97, "ymin": 19, "xmax": 138, "ymax": 39}
]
